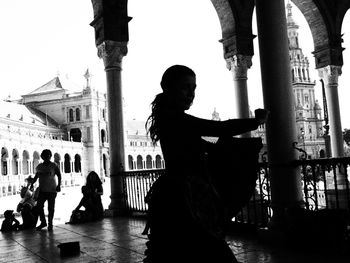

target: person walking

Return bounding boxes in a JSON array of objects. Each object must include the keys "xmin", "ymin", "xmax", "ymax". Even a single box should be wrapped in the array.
[{"xmin": 30, "ymin": 149, "xmax": 61, "ymax": 231}]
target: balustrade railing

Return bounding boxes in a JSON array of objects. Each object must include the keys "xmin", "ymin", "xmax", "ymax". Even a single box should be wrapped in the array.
[{"xmin": 121, "ymin": 158, "xmax": 350, "ymax": 227}]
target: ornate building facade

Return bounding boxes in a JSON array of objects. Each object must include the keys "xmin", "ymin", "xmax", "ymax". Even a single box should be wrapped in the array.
[{"xmin": 0, "ymin": 70, "xmax": 163, "ymax": 197}]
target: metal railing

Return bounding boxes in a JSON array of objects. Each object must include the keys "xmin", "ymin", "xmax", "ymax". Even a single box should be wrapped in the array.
[{"xmin": 121, "ymin": 157, "xmax": 350, "ymax": 227}]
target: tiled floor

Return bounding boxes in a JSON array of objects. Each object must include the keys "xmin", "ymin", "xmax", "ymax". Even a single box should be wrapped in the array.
[{"xmin": 0, "ymin": 217, "xmax": 349, "ymax": 263}]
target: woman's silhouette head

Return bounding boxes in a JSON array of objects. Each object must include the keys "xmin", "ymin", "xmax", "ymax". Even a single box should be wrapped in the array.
[{"xmin": 147, "ymin": 65, "xmax": 197, "ymax": 144}]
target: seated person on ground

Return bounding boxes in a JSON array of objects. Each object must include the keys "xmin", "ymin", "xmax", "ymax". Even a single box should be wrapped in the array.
[
  {"xmin": 1, "ymin": 210, "xmax": 20, "ymax": 232},
  {"xmin": 69, "ymin": 186, "xmax": 95, "ymax": 224},
  {"xmin": 17, "ymin": 185, "xmax": 38, "ymax": 230}
]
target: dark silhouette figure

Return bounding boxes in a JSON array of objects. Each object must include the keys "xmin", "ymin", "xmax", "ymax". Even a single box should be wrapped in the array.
[
  {"xmin": 84, "ymin": 171, "xmax": 104, "ymax": 220},
  {"xmin": 143, "ymin": 65, "xmax": 268, "ymax": 263},
  {"xmin": 16, "ymin": 183, "xmax": 39, "ymax": 230},
  {"xmin": 1, "ymin": 210, "xmax": 20, "ymax": 232},
  {"xmin": 69, "ymin": 185, "xmax": 99, "ymax": 224},
  {"xmin": 30, "ymin": 149, "xmax": 61, "ymax": 231}
]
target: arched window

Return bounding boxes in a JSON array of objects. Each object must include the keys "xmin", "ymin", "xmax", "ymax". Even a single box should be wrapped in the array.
[
  {"xmin": 137, "ymin": 155, "xmax": 143, "ymax": 170},
  {"xmin": 33, "ymin": 151, "xmax": 40, "ymax": 173},
  {"xmin": 101, "ymin": 129, "xmax": 106, "ymax": 143},
  {"xmin": 76, "ymin": 108, "xmax": 81, "ymax": 121},
  {"xmin": 12, "ymin": 149, "xmax": 19, "ymax": 175},
  {"xmin": 22, "ymin": 150, "xmax": 30, "ymax": 175},
  {"xmin": 64, "ymin": 154, "xmax": 71, "ymax": 173},
  {"xmin": 103, "ymin": 154, "xmax": 109, "ymax": 176},
  {"xmin": 69, "ymin": 108, "xmax": 74, "ymax": 122},
  {"xmin": 70, "ymin": 128, "xmax": 82, "ymax": 142},
  {"xmin": 74, "ymin": 154, "xmax": 81, "ymax": 173},
  {"xmin": 128, "ymin": 155, "xmax": 134, "ymax": 170},
  {"xmin": 146, "ymin": 155, "xmax": 152, "ymax": 169},
  {"xmin": 1, "ymin": 147, "xmax": 8, "ymax": 175},
  {"xmin": 155, "ymin": 155, "xmax": 162, "ymax": 169}
]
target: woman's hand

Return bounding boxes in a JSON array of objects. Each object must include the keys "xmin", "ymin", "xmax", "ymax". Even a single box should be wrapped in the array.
[{"xmin": 254, "ymin": 108, "xmax": 268, "ymax": 125}]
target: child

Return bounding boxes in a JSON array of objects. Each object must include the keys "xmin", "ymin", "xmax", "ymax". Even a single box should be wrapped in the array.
[
  {"xmin": 1, "ymin": 210, "xmax": 20, "ymax": 232},
  {"xmin": 17, "ymin": 186, "xmax": 38, "ymax": 230}
]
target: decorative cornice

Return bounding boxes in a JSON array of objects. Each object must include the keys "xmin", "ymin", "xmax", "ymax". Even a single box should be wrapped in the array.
[
  {"xmin": 226, "ymin": 55, "xmax": 252, "ymax": 80},
  {"xmin": 97, "ymin": 40, "xmax": 128, "ymax": 71},
  {"xmin": 317, "ymin": 65, "xmax": 342, "ymax": 86}
]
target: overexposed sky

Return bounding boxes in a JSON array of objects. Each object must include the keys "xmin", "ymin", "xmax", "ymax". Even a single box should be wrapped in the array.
[{"xmin": 0, "ymin": 1, "xmax": 350, "ymax": 127}]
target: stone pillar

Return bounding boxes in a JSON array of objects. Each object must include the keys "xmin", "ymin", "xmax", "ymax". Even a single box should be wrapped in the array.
[
  {"xmin": 98, "ymin": 40, "xmax": 127, "ymax": 214},
  {"xmin": 318, "ymin": 66, "xmax": 347, "ymax": 207},
  {"xmin": 255, "ymin": 0, "xmax": 303, "ymax": 229},
  {"xmin": 226, "ymin": 55, "xmax": 252, "ymax": 137},
  {"xmin": 318, "ymin": 66, "xmax": 344, "ymax": 158}
]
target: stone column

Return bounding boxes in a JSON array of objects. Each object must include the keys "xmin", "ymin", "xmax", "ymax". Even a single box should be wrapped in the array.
[
  {"xmin": 318, "ymin": 65, "xmax": 344, "ymax": 158},
  {"xmin": 98, "ymin": 40, "xmax": 127, "ymax": 214},
  {"xmin": 255, "ymin": 0, "xmax": 303, "ymax": 229},
  {"xmin": 226, "ymin": 54, "xmax": 252, "ymax": 118},
  {"xmin": 226, "ymin": 55, "xmax": 252, "ymax": 137},
  {"xmin": 318, "ymin": 65, "xmax": 347, "ymax": 207}
]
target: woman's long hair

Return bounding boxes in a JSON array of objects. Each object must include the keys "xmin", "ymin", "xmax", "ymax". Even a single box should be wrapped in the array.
[
  {"xmin": 146, "ymin": 65, "xmax": 195, "ymax": 145},
  {"xmin": 86, "ymin": 171, "xmax": 102, "ymax": 189}
]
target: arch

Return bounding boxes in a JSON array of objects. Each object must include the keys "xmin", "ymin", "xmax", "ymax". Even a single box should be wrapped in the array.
[
  {"xmin": 64, "ymin": 154, "xmax": 71, "ymax": 173},
  {"xmin": 136, "ymin": 155, "xmax": 143, "ymax": 170},
  {"xmin": 33, "ymin": 151, "xmax": 40, "ymax": 172},
  {"xmin": 70, "ymin": 128, "xmax": 82, "ymax": 142},
  {"xmin": 211, "ymin": 0, "xmax": 255, "ymax": 56},
  {"xmin": 101, "ymin": 129, "xmax": 107, "ymax": 143},
  {"xmin": 22, "ymin": 150, "xmax": 30, "ymax": 175},
  {"xmin": 74, "ymin": 154, "xmax": 81, "ymax": 173},
  {"xmin": 146, "ymin": 155, "xmax": 152, "ymax": 169},
  {"xmin": 1, "ymin": 147, "xmax": 9, "ymax": 175},
  {"xmin": 12, "ymin": 149, "xmax": 19, "ymax": 175},
  {"xmin": 155, "ymin": 155, "xmax": 162, "ymax": 169},
  {"xmin": 290, "ymin": 0, "xmax": 342, "ymax": 68},
  {"xmin": 128, "ymin": 155, "xmax": 134, "ymax": 170},
  {"xmin": 319, "ymin": 149, "xmax": 326, "ymax": 158},
  {"xmin": 76, "ymin": 108, "xmax": 81, "ymax": 121}
]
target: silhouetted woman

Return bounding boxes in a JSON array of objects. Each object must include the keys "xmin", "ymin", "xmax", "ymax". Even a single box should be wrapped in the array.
[
  {"xmin": 85, "ymin": 171, "xmax": 104, "ymax": 220},
  {"xmin": 144, "ymin": 65, "xmax": 268, "ymax": 263}
]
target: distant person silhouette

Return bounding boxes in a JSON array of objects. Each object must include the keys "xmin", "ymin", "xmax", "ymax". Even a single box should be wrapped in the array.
[
  {"xmin": 84, "ymin": 171, "xmax": 104, "ymax": 220},
  {"xmin": 30, "ymin": 149, "xmax": 61, "ymax": 231},
  {"xmin": 1, "ymin": 210, "xmax": 19, "ymax": 232},
  {"xmin": 144, "ymin": 65, "xmax": 268, "ymax": 263}
]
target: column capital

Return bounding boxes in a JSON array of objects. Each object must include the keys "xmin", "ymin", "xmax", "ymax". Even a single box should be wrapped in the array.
[
  {"xmin": 226, "ymin": 55, "xmax": 252, "ymax": 80},
  {"xmin": 318, "ymin": 65, "xmax": 342, "ymax": 86},
  {"xmin": 97, "ymin": 40, "xmax": 128, "ymax": 71}
]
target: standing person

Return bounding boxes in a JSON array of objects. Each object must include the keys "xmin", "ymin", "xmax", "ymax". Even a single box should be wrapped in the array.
[
  {"xmin": 30, "ymin": 149, "xmax": 61, "ymax": 231},
  {"xmin": 144, "ymin": 65, "xmax": 268, "ymax": 263}
]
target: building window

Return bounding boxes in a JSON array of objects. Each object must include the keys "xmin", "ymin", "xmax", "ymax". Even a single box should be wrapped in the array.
[
  {"xmin": 86, "ymin": 105, "xmax": 90, "ymax": 119},
  {"xmin": 69, "ymin": 108, "xmax": 74, "ymax": 122},
  {"xmin": 76, "ymin": 108, "xmax": 81, "ymax": 121}
]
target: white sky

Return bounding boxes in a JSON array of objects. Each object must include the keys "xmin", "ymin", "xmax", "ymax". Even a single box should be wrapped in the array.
[{"xmin": 1, "ymin": 0, "xmax": 350, "ymax": 127}]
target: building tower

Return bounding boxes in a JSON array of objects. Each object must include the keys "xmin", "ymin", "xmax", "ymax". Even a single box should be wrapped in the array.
[{"xmin": 287, "ymin": 1, "xmax": 325, "ymax": 158}]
